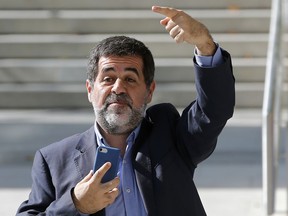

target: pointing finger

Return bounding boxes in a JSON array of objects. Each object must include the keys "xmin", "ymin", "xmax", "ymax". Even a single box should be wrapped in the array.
[{"xmin": 152, "ymin": 6, "xmax": 179, "ymax": 18}]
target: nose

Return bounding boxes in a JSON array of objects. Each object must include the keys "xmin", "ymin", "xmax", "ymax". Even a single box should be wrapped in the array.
[{"xmin": 111, "ymin": 78, "xmax": 126, "ymax": 95}]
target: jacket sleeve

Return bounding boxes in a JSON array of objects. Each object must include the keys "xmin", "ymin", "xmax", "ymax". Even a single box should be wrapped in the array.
[
  {"xmin": 16, "ymin": 150, "xmax": 81, "ymax": 216},
  {"xmin": 178, "ymin": 49, "xmax": 235, "ymax": 166}
]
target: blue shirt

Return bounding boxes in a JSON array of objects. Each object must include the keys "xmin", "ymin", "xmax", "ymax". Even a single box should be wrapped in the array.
[
  {"xmin": 94, "ymin": 123, "xmax": 146, "ymax": 216},
  {"xmin": 93, "ymin": 45, "xmax": 223, "ymax": 216}
]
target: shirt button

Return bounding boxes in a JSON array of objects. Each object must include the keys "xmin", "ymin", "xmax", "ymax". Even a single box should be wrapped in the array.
[{"xmin": 126, "ymin": 188, "xmax": 131, "ymax": 193}]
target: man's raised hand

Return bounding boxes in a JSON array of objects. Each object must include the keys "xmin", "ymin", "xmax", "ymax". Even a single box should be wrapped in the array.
[{"xmin": 152, "ymin": 5, "xmax": 216, "ymax": 56}]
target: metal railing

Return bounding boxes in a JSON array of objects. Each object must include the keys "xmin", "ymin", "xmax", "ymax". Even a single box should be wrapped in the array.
[{"xmin": 262, "ymin": 0, "xmax": 286, "ymax": 214}]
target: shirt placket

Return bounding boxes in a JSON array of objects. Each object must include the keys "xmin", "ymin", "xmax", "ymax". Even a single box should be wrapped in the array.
[{"xmin": 121, "ymin": 138, "xmax": 135, "ymax": 216}]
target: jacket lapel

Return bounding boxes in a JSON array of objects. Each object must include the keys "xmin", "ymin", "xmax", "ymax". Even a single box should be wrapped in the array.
[
  {"xmin": 73, "ymin": 127, "xmax": 106, "ymax": 216},
  {"xmin": 74, "ymin": 127, "xmax": 97, "ymax": 180}
]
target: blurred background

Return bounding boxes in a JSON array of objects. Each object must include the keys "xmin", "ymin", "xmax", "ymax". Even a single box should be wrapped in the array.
[{"xmin": 0, "ymin": 0, "xmax": 287, "ymax": 215}]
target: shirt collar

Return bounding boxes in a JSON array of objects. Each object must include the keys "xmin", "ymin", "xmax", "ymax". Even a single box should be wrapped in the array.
[{"xmin": 94, "ymin": 121, "xmax": 141, "ymax": 147}]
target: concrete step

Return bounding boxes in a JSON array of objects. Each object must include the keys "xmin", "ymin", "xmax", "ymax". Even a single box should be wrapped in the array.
[
  {"xmin": 0, "ymin": 33, "xmax": 278, "ymax": 58},
  {"xmin": 0, "ymin": 58, "xmax": 86, "ymax": 83},
  {"xmin": 0, "ymin": 9, "xmax": 270, "ymax": 34},
  {"xmin": 0, "ymin": 57, "xmax": 276, "ymax": 83},
  {"xmin": 0, "ymin": 82, "xmax": 267, "ymax": 108},
  {"xmin": 0, "ymin": 0, "xmax": 272, "ymax": 10}
]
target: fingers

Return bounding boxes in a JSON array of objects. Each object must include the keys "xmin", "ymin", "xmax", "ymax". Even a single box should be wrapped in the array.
[
  {"xmin": 102, "ymin": 185, "xmax": 119, "ymax": 206},
  {"xmin": 102, "ymin": 177, "xmax": 120, "ymax": 192},
  {"xmin": 152, "ymin": 5, "xmax": 214, "ymax": 51},
  {"xmin": 92, "ymin": 162, "xmax": 112, "ymax": 183},
  {"xmin": 158, "ymin": 14, "xmax": 185, "ymax": 43},
  {"xmin": 73, "ymin": 167, "xmax": 120, "ymax": 213},
  {"xmin": 168, "ymin": 26, "xmax": 183, "ymax": 43},
  {"xmin": 164, "ymin": 19, "xmax": 176, "ymax": 32},
  {"xmin": 91, "ymin": 163, "xmax": 120, "ymax": 196},
  {"xmin": 152, "ymin": 5, "xmax": 179, "ymax": 18},
  {"xmin": 159, "ymin": 17, "xmax": 170, "ymax": 26},
  {"xmin": 152, "ymin": 5, "xmax": 187, "ymax": 44},
  {"xmin": 96, "ymin": 178, "xmax": 120, "ymax": 207}
]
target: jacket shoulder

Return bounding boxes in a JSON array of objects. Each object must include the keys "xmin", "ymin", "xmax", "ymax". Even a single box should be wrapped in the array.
[
  {"xmin": 39, "ymin": 126, "xmax": 95, "ymax": 157},
  {"xmin": 145, "ymin": 103, "xmax": 180, "ymax": 122}
]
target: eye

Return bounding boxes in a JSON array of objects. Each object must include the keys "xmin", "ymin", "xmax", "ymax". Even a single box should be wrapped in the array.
[
  {"xmin": 125, "ymin": 77, "xmax": 136, "ymax": 83},
  {"xmin": 103, "ymin": 77, "xmax": 114, "ymax": 83}
]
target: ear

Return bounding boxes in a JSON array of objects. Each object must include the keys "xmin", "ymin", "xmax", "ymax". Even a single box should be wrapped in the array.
[
  {"xmin": 146, "ymin": 81, "xmax": 156, "ymax": 104},
  {"xmin": 86, "ymin": 79, "xmax": 93, "ymax": 102}
]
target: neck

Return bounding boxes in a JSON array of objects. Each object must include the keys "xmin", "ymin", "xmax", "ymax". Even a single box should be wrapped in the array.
[{"xmin": 99, "ymin": 128, "xmax": 130, "ymax": 157}]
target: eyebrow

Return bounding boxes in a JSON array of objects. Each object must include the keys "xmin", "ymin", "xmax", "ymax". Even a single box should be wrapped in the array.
[
  {"xmin": 125, "ymin": 67, "xmax": 140, "ymax": 77},
  {"xmin": 102, "ymin": 67, "xmax": 140, "ymax": 77}
]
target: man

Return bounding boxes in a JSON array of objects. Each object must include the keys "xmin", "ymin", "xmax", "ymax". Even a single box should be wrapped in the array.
[{"xmin": 17, "ymin": 6, "xmax": 235, "ymax": 216}]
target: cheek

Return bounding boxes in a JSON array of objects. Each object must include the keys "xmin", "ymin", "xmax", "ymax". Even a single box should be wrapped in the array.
[
  {"xmin": 91, "ymin": 89, "xmax": 109, "ymax": 106},
  {"xmin": 132, "ymin": 92, "xmax": 150, "ymax": 108}
]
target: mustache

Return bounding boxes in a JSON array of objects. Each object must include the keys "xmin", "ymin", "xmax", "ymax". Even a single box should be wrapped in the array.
[{"xmin": 104, "ymin": 93, "xmax": 133, "ymax": 108}]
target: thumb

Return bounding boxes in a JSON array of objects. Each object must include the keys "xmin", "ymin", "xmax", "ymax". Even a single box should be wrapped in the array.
[
  {"xmin": 80, "ymin": 170, "xmax": 94, "ymax": 183},
  {"xmin": 91, "ymin": 162, "xmax": 112, "ymax": 183}
]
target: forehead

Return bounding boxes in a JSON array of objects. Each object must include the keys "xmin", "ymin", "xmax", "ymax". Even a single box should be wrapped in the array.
[{"xmin": 98, "ymin": 55, "xmax": 143, "ymax": 69}]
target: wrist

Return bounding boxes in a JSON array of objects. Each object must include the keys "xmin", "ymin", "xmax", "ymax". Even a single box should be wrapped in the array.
[
  {"xmin": 71, "ymin": 188, "xmax": 89, "ymax": 214},
  {"xmin": 196, "ymin": 37, "xmax": 216, "ymax": 56}
]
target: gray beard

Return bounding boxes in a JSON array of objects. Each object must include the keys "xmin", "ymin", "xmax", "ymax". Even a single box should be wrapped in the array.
[{"xmin": 93, "ymin": 94, "xmax": 147, "ymax": 135}]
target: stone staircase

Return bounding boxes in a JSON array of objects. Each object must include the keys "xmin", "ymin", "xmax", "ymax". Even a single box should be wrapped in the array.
[{"xmin": 0, "ymin": 0, "xmax": 279, "ymax": 109}]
